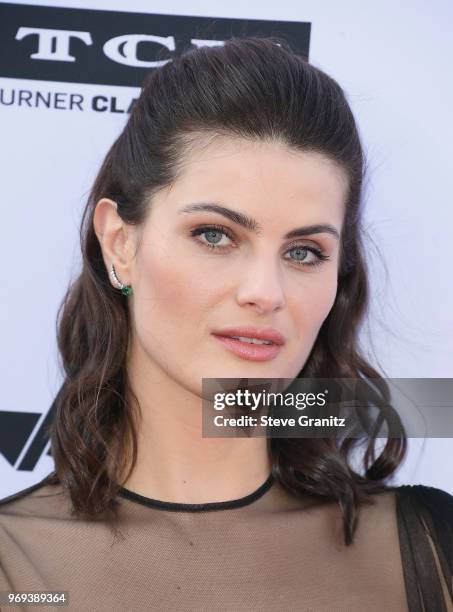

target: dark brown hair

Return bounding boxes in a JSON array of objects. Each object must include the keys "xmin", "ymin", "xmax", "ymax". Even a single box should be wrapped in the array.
[{"xmin": 44, "ymin": 36, "xmax": 406, "ymax": 545}]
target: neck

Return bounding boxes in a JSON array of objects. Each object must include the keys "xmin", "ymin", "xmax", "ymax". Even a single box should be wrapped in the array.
[{"xmin": 120, "ymin": 341, "xmax": 272, "ymax": 504}]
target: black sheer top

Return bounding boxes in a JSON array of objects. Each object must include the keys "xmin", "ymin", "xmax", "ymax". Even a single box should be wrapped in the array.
[{"xmin": 0, "ymin": 472, "xmax": 452, "ymax": 611}]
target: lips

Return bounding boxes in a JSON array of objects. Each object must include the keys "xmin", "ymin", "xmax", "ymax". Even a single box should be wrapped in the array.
[
  {"xmin": 213, "ymin": 334, "xmax": 282, "ymax": 361},
  {"xmin": 211, "ymin": 326, "xmax": 285, "ymax": 345}
]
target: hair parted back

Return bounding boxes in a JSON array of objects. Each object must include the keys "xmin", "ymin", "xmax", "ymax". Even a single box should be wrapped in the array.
[{"xmin": 45, "ymin": 36, "xmax": 406, "ymax": 545}]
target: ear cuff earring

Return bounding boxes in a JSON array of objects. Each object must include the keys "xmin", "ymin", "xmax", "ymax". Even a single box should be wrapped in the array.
[{"xmin": 110, "ymin": 263, "xmax": 133, "ymax": 296}]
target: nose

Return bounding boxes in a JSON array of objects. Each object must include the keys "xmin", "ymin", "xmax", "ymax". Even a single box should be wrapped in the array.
[{"xmin": 235, "ymin": 256, "xmax": 286, "ymax": 314}]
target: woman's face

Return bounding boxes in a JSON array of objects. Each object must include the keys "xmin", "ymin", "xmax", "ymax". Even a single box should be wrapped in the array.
[{"xmin": 128, "ymin": 135, "xmax": 348, "ymax": 394}]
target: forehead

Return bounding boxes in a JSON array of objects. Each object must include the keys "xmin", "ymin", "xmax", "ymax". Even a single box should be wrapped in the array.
[{"xmin": 152, "ymin": 134, "xmax": 348, "ymax": 228}]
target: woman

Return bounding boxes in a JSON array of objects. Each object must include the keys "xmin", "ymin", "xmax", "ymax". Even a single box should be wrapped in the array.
[{"xmin": 1, "ymin": 37, "xmax": 452, "ymax": 611}]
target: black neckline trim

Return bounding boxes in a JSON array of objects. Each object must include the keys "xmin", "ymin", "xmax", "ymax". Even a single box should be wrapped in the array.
[{"xmin": 118, "ymin": 473, "xmax": 275, "ymax": 512}]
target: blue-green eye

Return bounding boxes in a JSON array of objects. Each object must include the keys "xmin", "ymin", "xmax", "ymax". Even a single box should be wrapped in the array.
[
  {"xmin": 285, "ymin": 246, "xmax": 330, "ymax": 267},
  {"xmin": 291, "ymin": 247, "xmax": 308, "ymax": 262},
  {"xmin": 190, "ymin": 224, "xmax": 234, "ymax": 249},
  {"xmin": 190, "ymin": 224, "xmax": 330, "ymax": 268},
  {"xmin": 199, "ymin": 229, "xmax": 225, "ymax": 246}
]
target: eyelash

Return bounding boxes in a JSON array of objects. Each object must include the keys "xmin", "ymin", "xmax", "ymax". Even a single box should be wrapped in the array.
[{"xmin": 190, "ymin": 224, "xmax": 331, "ymax": 268}]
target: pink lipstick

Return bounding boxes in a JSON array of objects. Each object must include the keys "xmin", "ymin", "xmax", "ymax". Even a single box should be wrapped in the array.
[{"xmin": 211, "ymin": 326, "xmax": 285, "ymax": 362}]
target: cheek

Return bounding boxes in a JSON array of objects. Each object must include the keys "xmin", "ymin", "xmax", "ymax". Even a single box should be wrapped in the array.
[
  {"xmin": 133, "ymin": 246, "xmax": 216, "ymax": 331},
  {"xmin": 283, "ymin": 277, "xmax": 337, "ymax": 377},
  {"xmin": 137, "ymin": 255, "xmax": 187, "ymax": 318},
  {"xmin": 310, "ymin": 278, "xmax": 337, "ymax": 321},
  {"xmin": 291, "ymin": 273, "xmax": 338, "ymax": 339}
]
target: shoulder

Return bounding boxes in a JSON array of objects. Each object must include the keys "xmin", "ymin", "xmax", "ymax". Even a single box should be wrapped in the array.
[
  {"xmin": 0, "ymin": 472, "xmax": 56, "ymax": 504},
  {"xmin": 0, "ymin": 473, "xmax": 71, "ymax": 590},
  {"xmin": 0, "ymin": 472, "xmax": 68, "ymax": 519},
  {"xmin": 393, "ymin": 482, "xmax": 453, "ymax": 550},
  {"xmin": 392, "ymin": 483, "xmax": 453, "ymax": 609},
  {"xmin": 394, "ymin": 483, "xmax": 453, "ymax": 537},
  {"xmin": 395, "ymin": 482, "xmax": 453, "ymax": 506}
]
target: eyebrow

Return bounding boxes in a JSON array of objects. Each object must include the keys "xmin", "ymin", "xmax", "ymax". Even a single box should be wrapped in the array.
[{"xmin": 178, "ymin": 203, "xmax": 340, "ymax": 241}]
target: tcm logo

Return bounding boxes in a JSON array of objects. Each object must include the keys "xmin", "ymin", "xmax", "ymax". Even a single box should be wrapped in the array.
[
  {"xmin": 0, "ymin": 4, "xmax": 310, "ymax": 88},
  {"xmin": 15, "ymin": 28, "xmax": 224, "ymax": 68}
]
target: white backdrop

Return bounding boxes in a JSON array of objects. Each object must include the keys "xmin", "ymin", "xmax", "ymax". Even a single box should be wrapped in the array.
[{"xmin": 1, "ymin": 0, "xmax": 452, "ymax": 498}]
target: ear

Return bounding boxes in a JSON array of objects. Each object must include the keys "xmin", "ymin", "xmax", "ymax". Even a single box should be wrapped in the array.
[{"xmin": 93, "ymin": 198, "xmax": 136, "ymax": 284}]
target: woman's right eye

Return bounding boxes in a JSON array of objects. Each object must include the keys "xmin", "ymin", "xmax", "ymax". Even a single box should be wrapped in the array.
[{"xmin": 190, "ymin": 224, "xmax": 235, "ymax": 251}]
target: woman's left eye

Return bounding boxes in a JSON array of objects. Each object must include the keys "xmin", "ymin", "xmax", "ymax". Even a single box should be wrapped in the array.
[{"xmin": 190, "ymin": 224, "xmax": 330, "ymax": 268}]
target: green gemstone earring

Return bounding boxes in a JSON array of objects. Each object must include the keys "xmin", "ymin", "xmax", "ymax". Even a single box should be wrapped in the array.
[{"xmin": 110, "ymin": 263, "xmax": 133, "ymax": 296}]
